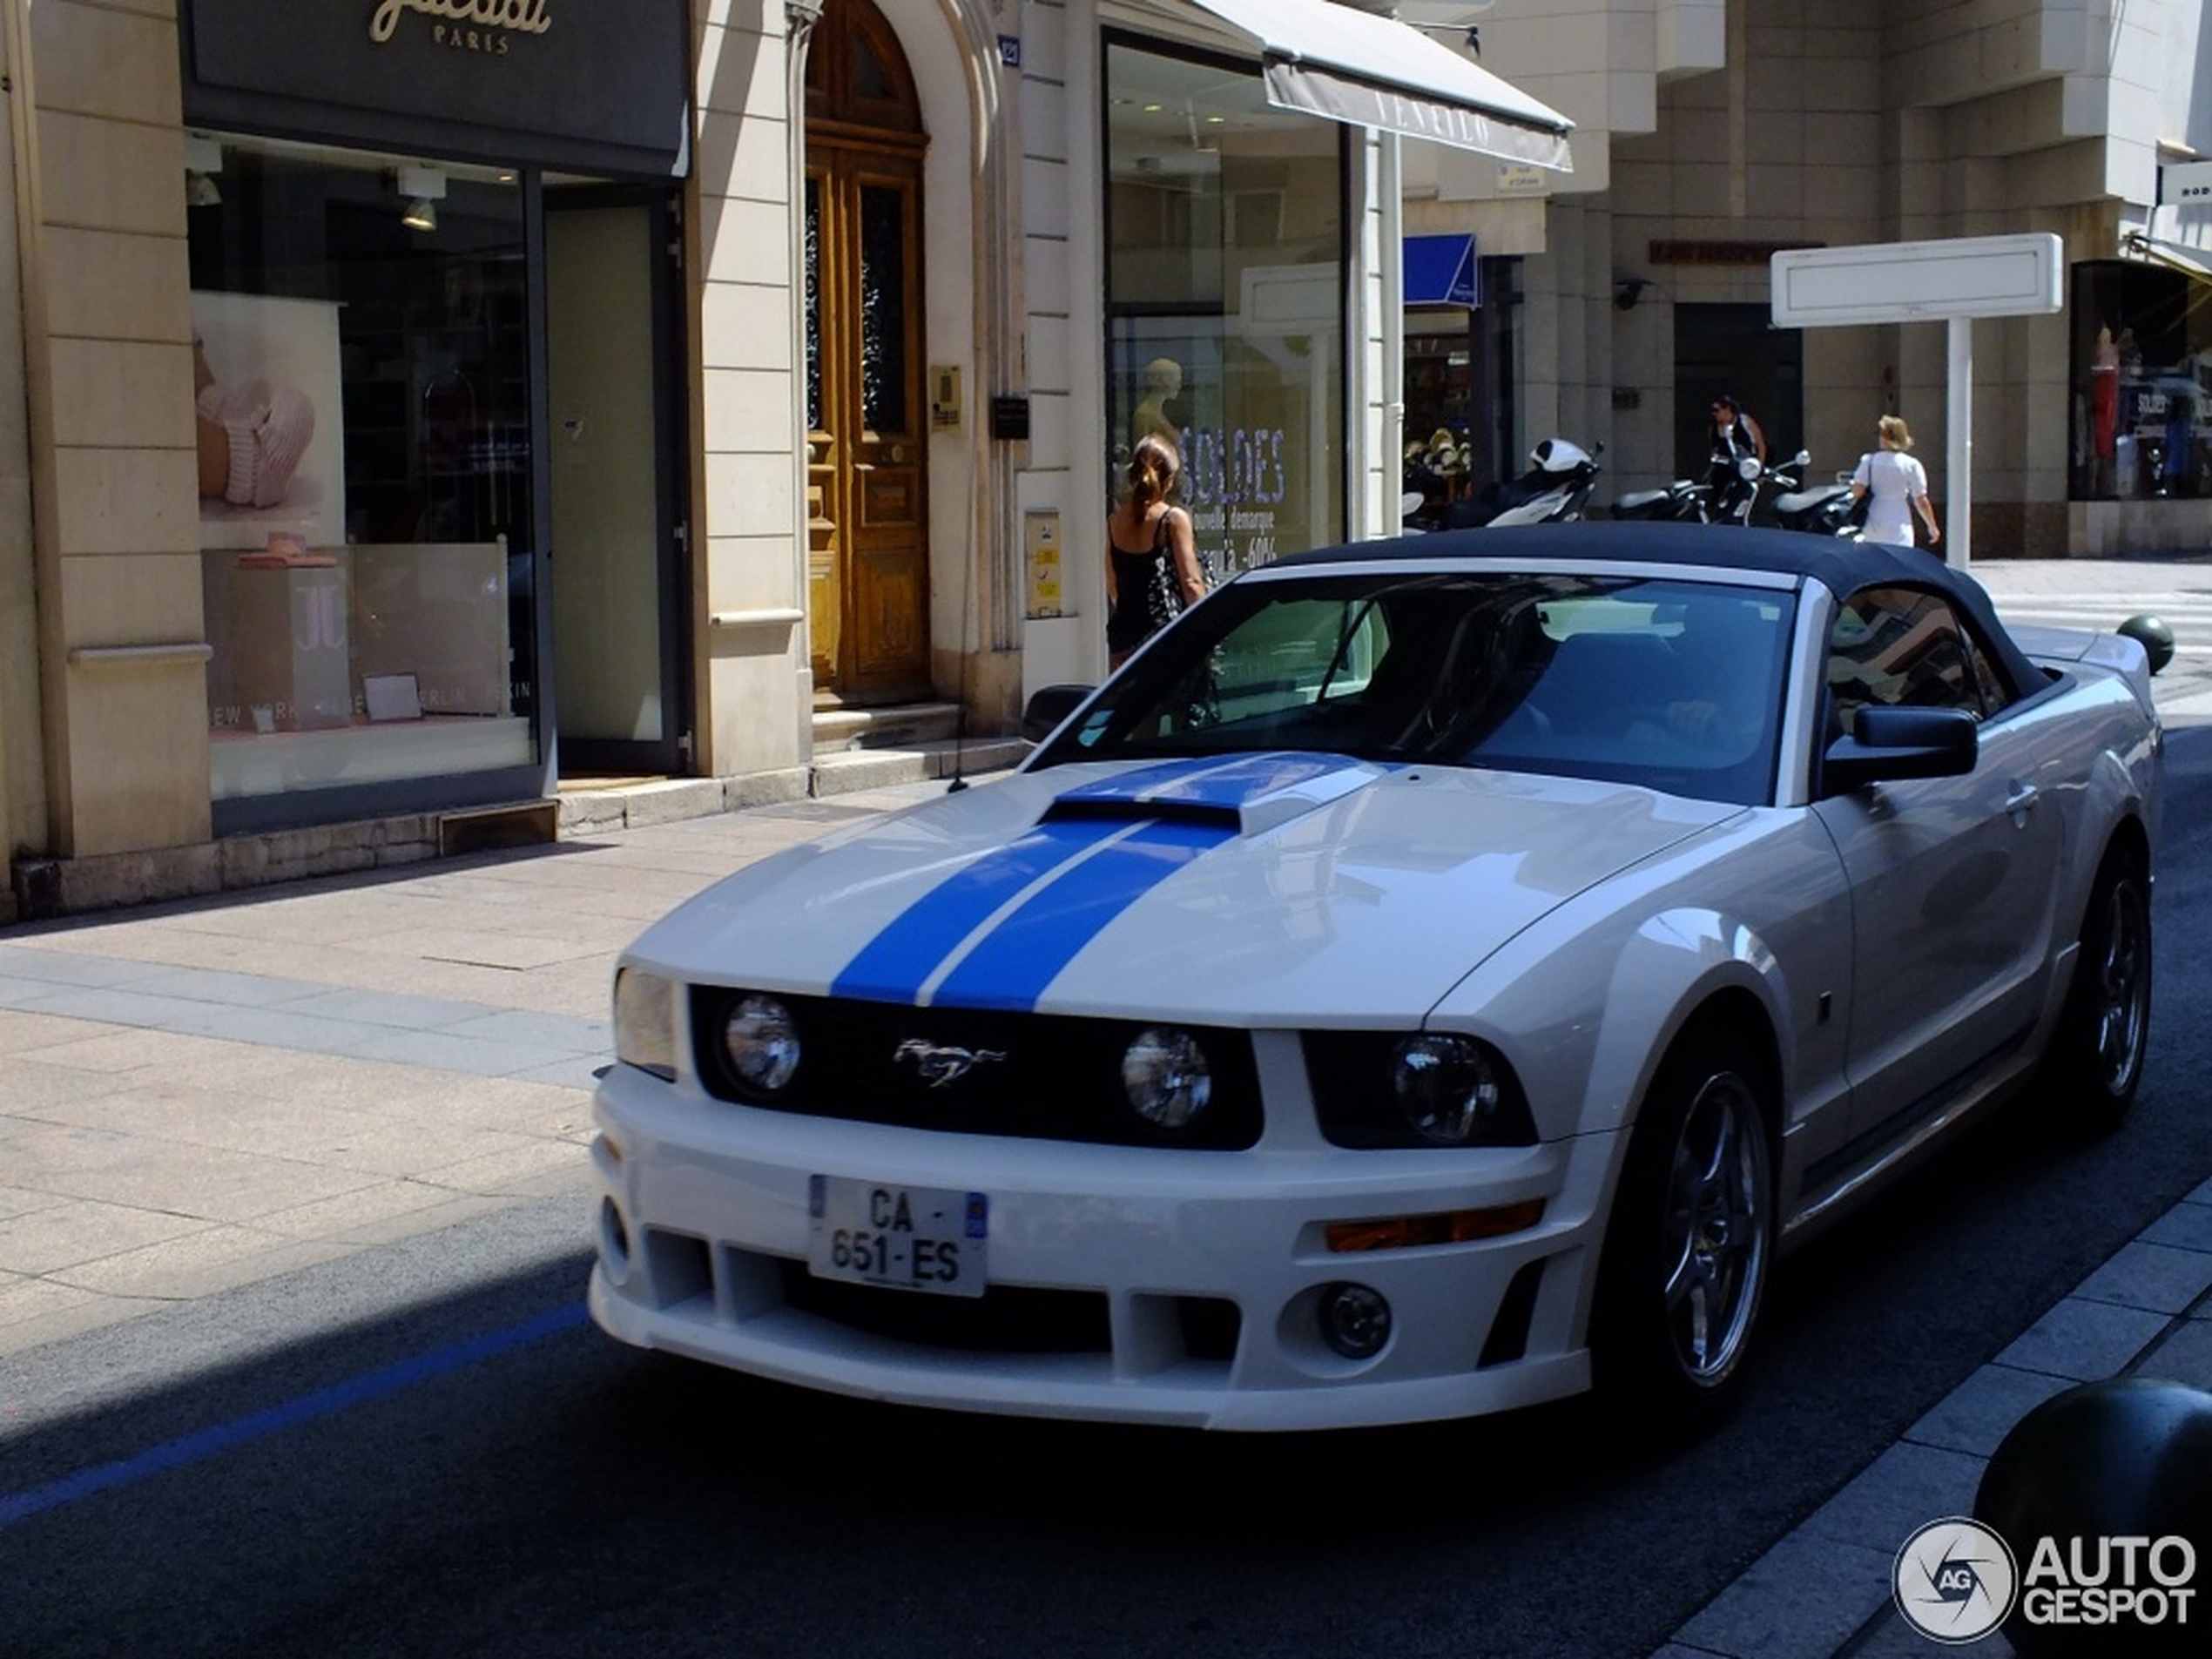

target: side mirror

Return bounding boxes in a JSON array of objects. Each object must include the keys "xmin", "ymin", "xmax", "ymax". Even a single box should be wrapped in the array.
[
  {"xmin": 1022, "ymin": 683, "xmax": 1094, "ymax": 744},
  {"xmin": 1822, "ymin": 705, "xmax": 1978, "ymax": 793},
  {"xmin": 1790, "ymin": 448, "xmax": 1811, "ymax": 468}
]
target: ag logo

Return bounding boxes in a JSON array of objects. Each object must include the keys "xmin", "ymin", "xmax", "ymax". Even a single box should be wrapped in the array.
[{"xmin": 1894, "ymin": 1517, "xmax": 2020, "ymax": 1643}]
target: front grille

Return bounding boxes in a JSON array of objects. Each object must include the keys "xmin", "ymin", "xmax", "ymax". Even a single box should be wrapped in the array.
[
  {"xmin": 691, "ymin": 989, "xmax": 1264, "ymax": 1149},
  {"xmin": 779, "ymin": 1261, "xmax": 1112, "ymax": 1352}
]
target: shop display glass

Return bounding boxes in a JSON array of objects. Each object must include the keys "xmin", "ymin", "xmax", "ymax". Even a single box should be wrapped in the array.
[
  {"xmin": 2069, "ymin": 260, "xmax": 2212, "ymax": 501},
  {"xmin": 1103, "ymin": 37, "xmax": 1345, "ymax": 578},
  {"xmin": 186, "ymin": 138, "xmax": 537, "ymax": 806}
]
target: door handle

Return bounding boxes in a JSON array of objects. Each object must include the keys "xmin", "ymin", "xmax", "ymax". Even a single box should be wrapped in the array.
[{"xmin": 2004, "ymin": 783, "xmax": 2040, "ymax": 821}]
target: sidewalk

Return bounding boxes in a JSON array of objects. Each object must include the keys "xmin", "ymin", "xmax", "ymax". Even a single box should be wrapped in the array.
[
  {"xmin": 0, "ymin": 780, "xmax": 953, "ymax": 1355},
  {"xmin": 2, "ymin": 556, "xmax": 2209, "ymax": 1658},
  {"xmin": 1969, "ymin": 549, "xmax": 2212, "ymax": 724}
]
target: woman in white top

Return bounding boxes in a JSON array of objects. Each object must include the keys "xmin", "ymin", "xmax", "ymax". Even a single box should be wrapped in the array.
[{"xmin": 1849, "ymin": 415, "xmax": 1942, "ymax": 551}]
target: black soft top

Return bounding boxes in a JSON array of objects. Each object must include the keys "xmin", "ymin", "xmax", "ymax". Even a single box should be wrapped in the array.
[{"xmin": 1267, "ymin": 520, "xmax": 2046, "ymax": 698}]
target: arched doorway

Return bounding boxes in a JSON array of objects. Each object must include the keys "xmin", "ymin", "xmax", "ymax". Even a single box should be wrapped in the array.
[{"xmin": 804, "ymin": 0, "xmax": 931, "ymax": 706}]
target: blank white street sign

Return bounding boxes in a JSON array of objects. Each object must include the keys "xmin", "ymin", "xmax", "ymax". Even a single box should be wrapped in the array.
[
  {"xmin": 1771, "ymin": 234, "xmax": 2062, "ymax": 326},
  {"xmin": 1770, "ymin": 234, "xmax": 2063, "ymax": 570}
]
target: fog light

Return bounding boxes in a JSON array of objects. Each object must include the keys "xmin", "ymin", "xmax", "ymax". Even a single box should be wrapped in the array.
[{"xmin": 1318, "ymin": 1282, "xmax": 1392, "ymax": 1359}]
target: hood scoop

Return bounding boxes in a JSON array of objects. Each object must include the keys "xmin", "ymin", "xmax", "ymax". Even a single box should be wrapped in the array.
[{"xmin": 1042, "ymin": 753, "xmax": 1392, "ymax": 838}]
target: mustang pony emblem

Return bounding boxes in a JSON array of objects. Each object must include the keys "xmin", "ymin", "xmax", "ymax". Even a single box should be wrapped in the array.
[{"xmin": 894, "ymin": 1038, "xmax": 1008, "ymax": 1088}]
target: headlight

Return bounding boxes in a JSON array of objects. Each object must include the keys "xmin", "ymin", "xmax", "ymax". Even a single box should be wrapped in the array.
[
  {"xmin": 722, "ymin": 994, "xmax": 802, "ymax": 1099},
  {"xmin": 612, "ymin": 968, "xmax": 678, "ymax": 1081},
  {"xmin": 1392, "ymin": 1034, "xmax": 1505, "ymax": 1145},
  {"xmin": 1121, "ymin": 1027, "xmax": 1212, "ymax": 1129}
]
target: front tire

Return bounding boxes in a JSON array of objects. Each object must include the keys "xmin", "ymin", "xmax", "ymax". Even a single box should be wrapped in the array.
[
  {"xmin": 1593, "ymin": 1035, "xmax": 1776, "ymax": 1432},
  {"xmin": 2047, "ymin": 845, "xmax": 2152, "ymax": 1136}
]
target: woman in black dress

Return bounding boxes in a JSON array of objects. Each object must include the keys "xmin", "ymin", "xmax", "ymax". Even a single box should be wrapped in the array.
[{"xmin": 1104, "ymin": 434, "xmax": 1205, "ymax": 670}]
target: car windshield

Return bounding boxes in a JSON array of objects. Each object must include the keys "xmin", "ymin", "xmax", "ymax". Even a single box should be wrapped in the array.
[{"xmin": 1034, "ymin": 570, "xmax": 1794, "ymax": 806}]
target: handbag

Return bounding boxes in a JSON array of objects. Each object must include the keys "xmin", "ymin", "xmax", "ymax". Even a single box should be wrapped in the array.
[
  {"xmin": 1146, "ymin": 529, "xmax": 1216, "ymax": 630},
  {"xmin": 1147, "ymin": 550, "xmax": 1184, "ymax": 633}
]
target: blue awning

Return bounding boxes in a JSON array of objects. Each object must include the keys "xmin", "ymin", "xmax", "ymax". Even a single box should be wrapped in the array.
[{"xmin": 1406, "ymin": 234, "xmax": 1478, "ymax": 307}]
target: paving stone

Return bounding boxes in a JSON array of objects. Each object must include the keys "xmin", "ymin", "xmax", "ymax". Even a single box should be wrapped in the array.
[
  {"xmin": 1992, "ymin": 1295, "xmax": 2175, "ymax": 1379},
  {"xmin": 1797, "ymin": 1441, "xmax": 1988, "ymax": 1554},
  {"xmin": 1904, "ymin": 1365, "xmax": 2075, "ymax": 1459},
  {"xmin": 2141, "ymin": 1198, "xmax": 2212, "ymax": 1254},
  {"xmin": 1670, "ymin": 1534, "xmax": 1900, "ymax": 1659},
  {"xmin": 2072, "ymin": 1238, "xmax": 2212, "ymax": 1315}
]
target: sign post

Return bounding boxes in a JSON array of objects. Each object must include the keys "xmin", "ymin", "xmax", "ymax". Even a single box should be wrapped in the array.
[{"xmin": 1770, "ymin": 234, "xmax": 2063, "ymax": 568}]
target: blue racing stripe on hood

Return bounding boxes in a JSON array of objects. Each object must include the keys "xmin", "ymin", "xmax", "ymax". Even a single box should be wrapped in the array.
[
  {"xmin": 830, "ymin": 817, "xmax": 1127, "ymax": 1003},
  {"xmin": 831, "ymin": 757, "xmax": 1336, "ymax": 1009},
  {"xmin": 1053, "ymin": 752, "xmax": 1361, "ymax": 813},
  {"xmin": 929, "ymin": 818, "xmax": 1232, "ymax": 1011}
]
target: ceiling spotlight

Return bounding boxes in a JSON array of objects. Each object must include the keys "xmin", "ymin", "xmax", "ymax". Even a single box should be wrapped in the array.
[
  {"xmin": 185, "ymin": 172, "xmax": 223, "ymax": 208},
  {"xmin": 394, "ymin": 164, "xmax": 447, "ymax": 233}
]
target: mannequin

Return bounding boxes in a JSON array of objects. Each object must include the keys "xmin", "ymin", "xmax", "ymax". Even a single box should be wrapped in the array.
[{"xmin": 1133, "ymin": 356, "xmax": 1183, "ymax": 447}]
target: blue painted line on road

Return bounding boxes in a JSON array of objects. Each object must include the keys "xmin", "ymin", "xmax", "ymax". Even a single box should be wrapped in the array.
[{"xmin": 0, "ymin": 1303, "xmax": 588, "ymax": 1531}]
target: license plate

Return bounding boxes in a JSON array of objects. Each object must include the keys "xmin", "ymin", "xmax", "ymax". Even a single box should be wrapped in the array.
[{"xmin": 807, "ymin": 1176, "xmax": 988, "ymax": 1298}]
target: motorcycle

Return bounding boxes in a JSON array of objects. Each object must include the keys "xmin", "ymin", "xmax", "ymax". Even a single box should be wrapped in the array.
[
  {"xmin": 1761, "ymin": 450, "xmax": 1864, "ymax": 539},
  {"xmin": 1611, "ymin": 447, "xmax": 1861, "ymax": 538},
  {"xmin": 1442, "ymin": 438, "xmax": 1604, "ymax": 528},
  {"xmin": 1609, "ymin": 446, "xmax": 1774, "ymax": 525},
  {"xmin": 1611, "ymin": 474, "xmax": 1716, "ymax": 523}
]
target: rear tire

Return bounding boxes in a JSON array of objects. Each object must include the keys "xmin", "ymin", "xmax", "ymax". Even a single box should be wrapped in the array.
[
  {"xmin": 1592, "ymin": 1034, "xmax": 1776, "ymax": 1434},
  {"xmin": 2047, "ymin": 844, "xmax": 2152, "ymax": 1136}
]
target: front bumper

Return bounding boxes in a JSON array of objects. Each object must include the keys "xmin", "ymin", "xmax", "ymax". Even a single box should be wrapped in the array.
[{"xmin": 588, "ymin": 1064, "xmax": 1618, "ymax": 1431}]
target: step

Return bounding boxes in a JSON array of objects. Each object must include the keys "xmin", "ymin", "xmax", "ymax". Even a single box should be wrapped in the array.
[
  {"xmin": 811, "ymin": 701, "xmax": 964, "ymax": 752},
  {"xmin": 809, "ymin": 734, "xmax": 1029, "ymax": 796}
]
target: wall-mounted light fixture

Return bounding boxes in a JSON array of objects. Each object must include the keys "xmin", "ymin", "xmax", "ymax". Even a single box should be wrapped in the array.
[
  {"xmin": 184, "ymin": 132, "xmax": 224, "ymax": 208},
  {"xmin": 395, "ymin": 165, "xmax": 447, "ymax": 233}
]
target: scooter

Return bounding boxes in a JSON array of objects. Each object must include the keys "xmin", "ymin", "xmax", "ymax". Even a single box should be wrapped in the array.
[
  {"xmin": 1611, "ymin": 447, "xmax": 1777, "ymax": 526},
  {"xmin": 1611, "ymin": 474, "xmax": 1716, "ymax": 523},
  {"xmin": 1443, "ymin": 438, "xmax": 1604, "ymax": 528},
  {"xmin": 1708, "ymin": 450, "xmax": 1772, "ymax": 526},
  {"xmin": 1762, "ymin": 450, "xmax": 1863, "ymax": 538}
]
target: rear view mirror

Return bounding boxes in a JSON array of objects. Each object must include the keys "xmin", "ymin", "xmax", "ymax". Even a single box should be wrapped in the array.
[
  {"xmin": 1822, "ymin": 705, "xmax": 1978, "ymax": 793},
  {"xmin": 1022, "ymin": 684, "xmax": 1094, "ymax": 744}
]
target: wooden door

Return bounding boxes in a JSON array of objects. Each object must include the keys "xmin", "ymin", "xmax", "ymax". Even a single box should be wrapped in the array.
[{"xmin": 806, "ymin": 2, "xmax": 929, "ymax": 705}]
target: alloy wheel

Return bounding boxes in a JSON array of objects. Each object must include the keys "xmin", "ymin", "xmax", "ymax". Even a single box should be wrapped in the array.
[
  {"xmin": 2088, "ymin": 874, "xmax": 2151, "ymax": 1099},
  {"xmin": 1660, "ymin": 1070, "xmax": 1771, "ymax": 1384}
]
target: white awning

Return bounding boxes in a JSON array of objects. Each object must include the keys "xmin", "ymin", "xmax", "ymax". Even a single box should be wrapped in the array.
[
  {"xmin": 2121, "ymin": 230, "xmax": 2212, "ymax": 283},
  {"xmin": 1138, "ymin": 0, "xmax": 1574, "ymax": 172}
]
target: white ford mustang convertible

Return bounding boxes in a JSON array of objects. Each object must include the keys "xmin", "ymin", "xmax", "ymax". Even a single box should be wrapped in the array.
[{"xmin": 589, "ymin": 523, "xmax": 2161, "ymax": 1432}]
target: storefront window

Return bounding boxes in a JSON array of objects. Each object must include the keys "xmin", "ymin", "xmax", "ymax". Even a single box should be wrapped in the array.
[
  {"xmin": 185, "ymin": 138, "xmax": 536, "ymax": 807},
  {"xmin": 1403, "ymin": 313, "xmax": 1477, "ymax": 523},
  {"xmin": 2070, "ymin": 260, "xmax": 2212, "ymax": 500},
  {"xmin": 1103, "ymin": 38, "xmax": 1345, "ymax": 577}
]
